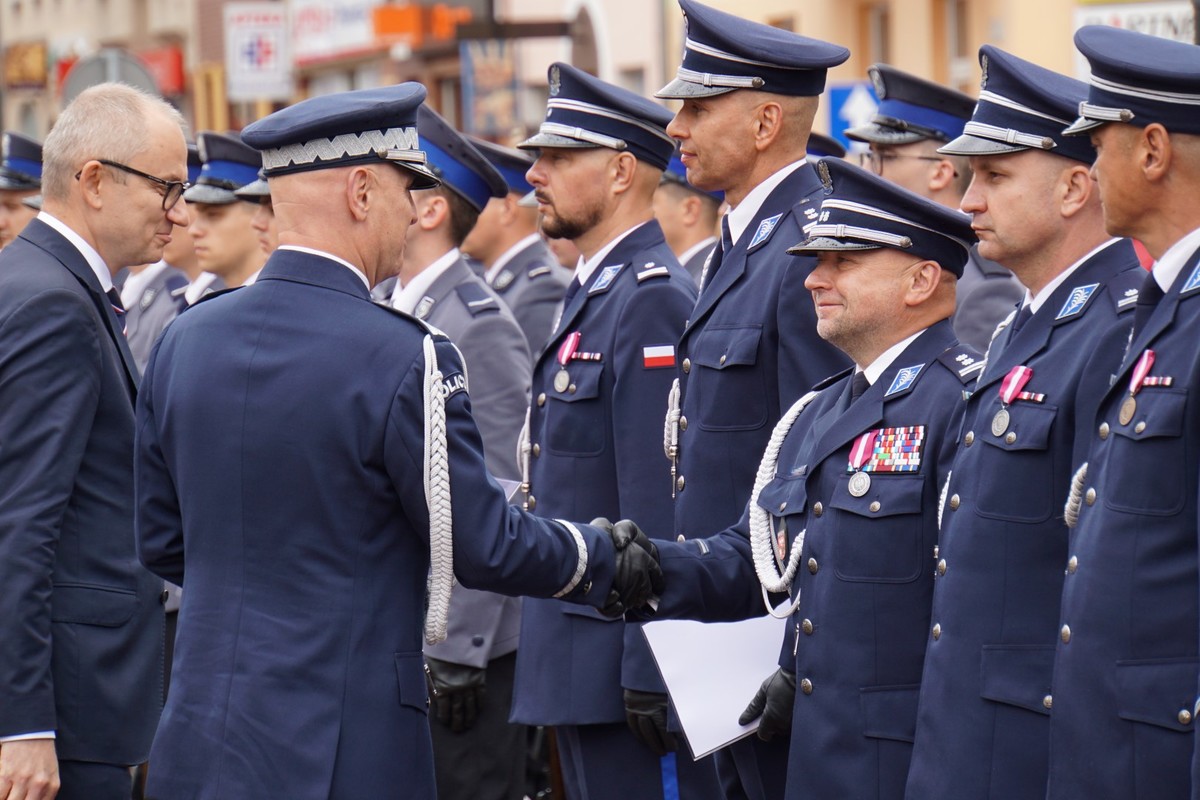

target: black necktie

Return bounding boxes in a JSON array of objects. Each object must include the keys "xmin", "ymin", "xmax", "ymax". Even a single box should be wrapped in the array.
[
  {"xmin": 106, "ymin": 287, "xmax": 127, "ymax": 335},
  {"xmin": 850, "ymin": 371, "xmax": 870, "ymax": 403},
  {"xmin": 1132, "ymin": 271, "xmax": 1164, "ymax": 339},
  {"xmin": 562, "ymin": 277, "xmax": 581, "ymax": 307},
  {"xmin": 1010, "ymin": 303, "xmax": 1034, "ymax": 334}
]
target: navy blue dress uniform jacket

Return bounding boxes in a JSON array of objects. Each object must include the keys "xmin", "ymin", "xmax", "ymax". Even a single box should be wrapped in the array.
[
  {"xmin": 1046, "ymin": 249, "xmax": 1200, "ymax": 800},
  {"xmin": 906, "ymin": 240, "xmax": 1142, "ymax": 800},
  {"xmin": 512, "ymin": 220, "xmax": 696, "ymax": 725},
  {"xmin": 649, "ymin": 320, "xmax": 977, "ymax": 799},
  {"xmin": 671, "ymin": 162, "xmax": 850, "ymax": 544},
  {"xmin": 0, "ymin": 219, "xmax": 163, "ymax": 764},
  {"xmin": 135, "ymin": 249, "xmax": 618, "ymax": 800}
]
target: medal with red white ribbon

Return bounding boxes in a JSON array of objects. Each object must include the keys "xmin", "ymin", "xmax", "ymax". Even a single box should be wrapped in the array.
[
  {"xmin": 847, "ymin": 429, "xmax": 879, "ymax": 497},
  {"xmin": 554, "ymin": 331, "xmax": 581, "ymax": 392},
  {"xmin": 992, "ymin": 365, "xmax": 1034, "ymax": 436},
  {"xmin": 1120, "ymin": 349, "xmax": 1155, "ymax": 425}
]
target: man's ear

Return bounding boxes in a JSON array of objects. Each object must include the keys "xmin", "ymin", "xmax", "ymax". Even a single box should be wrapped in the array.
[
  {"xmin": 346, "ymin": 167, "xmax": 375, "ymax": 221},
  {"xmin": 905, "ymin": 259, "xmax": 943, "ymax": 307}
]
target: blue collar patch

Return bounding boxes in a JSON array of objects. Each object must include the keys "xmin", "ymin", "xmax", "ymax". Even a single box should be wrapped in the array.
[
  {"xmin": 589, "ymin": 264, "xmax": 624, "ymax": 293},
  {"xmin": 1182, "ymin": 263, "xmax": 1200, "ymax": 295},
  {"xmin": 1055, "ymin": 283, "xmax": 1099, "ymax": 319},
  {"xmin": 885, "ymin": 364, "xmax": 924, "ymax": 396},
  {"xmin": 749, "ymin": 213, "xmax": 783, "ymax": 249}
]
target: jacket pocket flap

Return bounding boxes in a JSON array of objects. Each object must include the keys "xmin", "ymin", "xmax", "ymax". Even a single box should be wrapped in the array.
[
  {"xmin": 549, "ymin": 362, "xmax": 603, "ymax": 402},
  {"xmin": 394, "ymin": 652, "xmax": 429, "ymax": 714},
  {"xmin": 980, "ymin": 403, "xmax": 1057, "ymax": 452},
  {"xmin": 860, "ymin": 684, "xmax": 920, "ymax": 742},
  {"xmin": 1111, "ymin": 388, "xmax": 1186, "ymax": 441},
  {"xmin": 979, "ymin": 644, "xmax": 1055, "ymax": 715},
  {"xmin": 756, "ymin": 475, "xmax": 807, "ymax": 517},
  {"xmin": 830, "ymin": 474, "xmax": 924, "ymax": 518},
  {"xmin": 691, "ymin": 326, "xmax": 762, "ymax": 370},
  {"xmin": 51, "ymin": 584, "xmax": 137, "ymax": 627},
  {"xmin": 1115, "ymin": 658, "xmax": 1198, "ymax": 732}
]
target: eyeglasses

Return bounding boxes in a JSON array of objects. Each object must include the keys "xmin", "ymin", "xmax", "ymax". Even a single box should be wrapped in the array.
[
  {"xmin": 75, "ymin": 159, "xmax": 190, "ymax": 211},
  {"xmin": 858, "ymin": 151, "xmax": 946, "ymax": 176}
]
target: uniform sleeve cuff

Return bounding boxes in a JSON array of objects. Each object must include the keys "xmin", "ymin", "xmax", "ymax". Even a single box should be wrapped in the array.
[{"xmin": 0, "ymin": 732, "xmax": 55, "ymax": 743}]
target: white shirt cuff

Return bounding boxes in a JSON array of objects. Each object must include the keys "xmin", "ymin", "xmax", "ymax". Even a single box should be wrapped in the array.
[{"xmin": 0, "ymin": 732, "xmax": 55, "ymax": 743}]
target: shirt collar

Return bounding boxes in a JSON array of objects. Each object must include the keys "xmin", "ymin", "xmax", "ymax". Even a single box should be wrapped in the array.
[
  {"xmin": 276, "ymin": 245, "xmax": 370, "ymax": 290},
  {"xmin": 391, "ymin": 248, "xmax": 460, "ymax": 314},
  {"xmin": 484, "ymin": 233, "xmax": 542, "ymax": 284},
  {"xmin": 861, "ymin": 329, "xmax": 926, "ymax": 387},
  {"xmin": 1152, "ymin": 225, "xmax": 1200, "ymax": 292},
  {"xmin": 677, "ymin": 235, "xmax": 718, "ymax": 267},
  {"xmin": 1024, "ymin": 238, "xmax": 1121, "ymax": 313},
  {"xmin": 574, "ymin": 222, "xmax": 647, "ymax": 287},
  {"xmin": 725, "ymin": 159, "xmax": 806, "ymax": 246},
  {"xmin": 184, "ymin": 272, "xmax": 220, "ymax": 305},
  {"xmin": 36, "ymin": 211, "xmax": 112, "ymax": 292}
]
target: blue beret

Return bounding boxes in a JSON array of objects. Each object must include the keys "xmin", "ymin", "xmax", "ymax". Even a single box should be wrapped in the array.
[
  {"xmin": 0, "ymin": 132, "xmax": 42, "ymax": 191},
  {"xmin": 416, "ymin": 106, "xmax": 506, "ymax": 212},
  {"xmin": 807, "ymin": 132, "xmax": 846, "ymax": 160},
  {"xmin": 846, "ymin": 64, "xmax": 974, "ymax": 145},
  {"xmin": 241, "ymin": 83, "xmax": 440, "ymax": 189},
  {"xmin": 788, "ymin": 158, "xmax": 977, "ymax": 278},
  {"xmin": 1066, "ymin": 26, "xmax": 1200, "ymax": 136},
  {"xmin": 940, "ymin": 46, "xmax": 1094, "ymax": 164},
  {"xmin": 657, "ymin": 0, "xmax": 848, "ymax": 99},
  {"xmin": 186, "ymin": 142, "xmax": 202, "ymax": 185},
  {"xmin": 233, "ymin": 170, "xmax": 270, "ymax": 201},
  {"xmin": 183, "ymin": 132, "xmax": 263, "ymax": 205},
  {"xmin": 468, "ymin": 137, "xmax": 534, "ymax": 196},
  {"xmin": 520, "ymin": 63, "xmax": 676, "ymax": 171},
  {"xmin": 662, "ymin": 153, "xmax": 724, "ymax": 202}
]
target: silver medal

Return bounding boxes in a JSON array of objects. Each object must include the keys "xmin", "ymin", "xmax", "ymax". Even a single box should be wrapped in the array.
[{"xmin": 848, "ymin": 471, "xmax": 871, "ymax": 498}]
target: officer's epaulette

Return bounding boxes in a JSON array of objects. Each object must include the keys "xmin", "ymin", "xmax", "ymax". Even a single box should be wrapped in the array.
[
  {"xmin": 527, "ymin": 265, "xmax": 554, "ymax": 280},
  {"xmin": 936, "ymin": 344, "xmax": 985, "ymax": 385},
  {"xmin": 812, "ymin": 366, "xmax": 854, "ymax": 391},
  {"xmin": 454, "ymin": 282, "xmax": 501, "ymax": 316},
  {"xmin": 370, "ymin": 300, "xmax": 450, "ymax": 339},
  {"xmin": 1108, "ymin": 269, "xmax": 1143, "ymax": 314},
  {"xmin": 635, "ymin": 260, "xmax": 672, "ymax": 283}
]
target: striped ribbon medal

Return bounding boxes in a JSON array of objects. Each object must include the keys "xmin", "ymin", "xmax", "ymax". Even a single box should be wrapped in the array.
[
  {"xmin": 992, "ymin": 365, "xmax": 1032, "ymax": 436},
  {"xmin": 847, "ymin": 429, "xmax": 879, "ymax": 497},
  {"xmin": 1120, "ymin": 349, "xmax": 1155, "ymax": 426}
]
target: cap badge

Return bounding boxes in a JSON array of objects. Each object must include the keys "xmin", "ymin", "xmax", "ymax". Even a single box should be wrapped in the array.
[{"xmin": 549, "ymin": 65, "xmax": 561, "ymax": 97}]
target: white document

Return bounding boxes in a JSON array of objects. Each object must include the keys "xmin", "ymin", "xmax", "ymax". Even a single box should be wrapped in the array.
[{"xmin": 641, "ymin": 614, "xmax": 788, "ymax": 760}]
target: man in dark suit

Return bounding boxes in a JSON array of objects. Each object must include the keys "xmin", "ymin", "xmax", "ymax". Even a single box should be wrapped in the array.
[
  {"xmin": 135, "ymin": 82, "xmax": 659, "ymax": 800},
  {"xmin": 654, "ymin": 2, "xmax": 852, "ymax": 795},
  {"xmin": 372, "ymin": 104, "xmax": 532, "ymax": 800},
  {"xmin": 904, "ymin": 46, "xmax": 1143, "ymax": 800},
  {"xmin": 0, "ymin": 82, "xmax": 187, "ymax": 800},
  {"xmin": 463, "ymin": 137, "xmax": 569, "ymax": 355},
  {"xmin": 512, "ymin": 62, "xmax": 704, "ymax": 799},
  {"xmin": 633, "ymin": 158, "xmax": 981, "ymax": 799},
  {"xmin": 1043, "ymin": 27, "xmax": 1200, "ymax": 800}
]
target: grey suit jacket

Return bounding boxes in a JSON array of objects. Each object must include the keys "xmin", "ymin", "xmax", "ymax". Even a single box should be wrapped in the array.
[
  {"xmin": 377, "ymin": 258, "xmax": 532, "ymax": 667},
  {"xmin": 487, "ymin": 239, "xmax": 569, "ymax": 356},
  {"xmin": 125, "ymin": 264, "xmax": 188, "ymax": 375},
  {"xmin": 952, "ymin": 248, "xmax": 1024, "ymax": 351}
]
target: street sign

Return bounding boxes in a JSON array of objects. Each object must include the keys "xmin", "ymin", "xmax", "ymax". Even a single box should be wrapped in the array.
[{"xmin": 825, "ymin": 81, "xmax": 879, "ymax": 152}]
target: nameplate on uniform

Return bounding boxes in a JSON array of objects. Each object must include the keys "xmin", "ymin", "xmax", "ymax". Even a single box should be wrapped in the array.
[
  {"xmin": 1055, "ymin": 283, "xmax": 1098, "ymax": 320},
  {"xmin": 1182, "ymin": 263, "xmax": 1200, "ymax": 295},
  {"xmin": 885, "ymin": 364, "xmax": 923, "ymax": 396},
  {"xmin": 748, "ymin": 213, "xmax": 782, "ymax": 249},
  {"xmin": 845, "ymin": 425, "xmax": 925, "ymax": 473},
  {"xmin": 589, "ymin": 264, "xmax": 624, "ymax": 293}
]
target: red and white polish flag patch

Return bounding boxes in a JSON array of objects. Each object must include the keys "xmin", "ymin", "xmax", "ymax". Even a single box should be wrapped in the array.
[{"xmin": 643, "ymin": 344, "xmax": 676, "ymax": 369}]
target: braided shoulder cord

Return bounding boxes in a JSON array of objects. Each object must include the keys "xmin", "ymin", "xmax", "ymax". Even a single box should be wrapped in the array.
[{"xmin": 423, "ymin": 334, "xmax": 454, "ymax": 645}]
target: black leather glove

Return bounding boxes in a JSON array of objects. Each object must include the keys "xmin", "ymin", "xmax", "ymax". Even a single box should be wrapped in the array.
[
  {"xmin": 425, "ymin": 656, "xmax": 487, "ymax": 733},
  {"xmin": 623, "ymin": 689, "xmax": 678, "ymax": 756},
  {"xmin": 592, "ymin": 517, "xmax": 666, "ymax": 617},
  {"xmin": 738, "ymin": 668, "xmax": 796, "ymax": 742}
]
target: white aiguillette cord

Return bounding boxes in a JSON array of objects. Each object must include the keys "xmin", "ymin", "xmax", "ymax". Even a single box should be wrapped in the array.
[{"xmin": 749, "ymin": 389, "xmax": 821, "ymax": 619}]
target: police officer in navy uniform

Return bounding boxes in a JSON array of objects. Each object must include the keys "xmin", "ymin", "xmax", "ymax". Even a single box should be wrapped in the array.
[
  {"xmin": 372, "ymin": 104, "xmax": 534, "ymax": 800},
  {"xmin": 135, "ymin": 82, "xmax": 663, "ymax": 800},
  {"xmin": 847, "ymin": 63, "xmax": 1024, "ymax": 352},
  {"xmin": 631, "ymin": 158, "xmax": 981, "ymax": 799},
  {"xmin": 653, "ymin": 154, "xmax": 722, "ymax": 286},
  {"xmin": 510, "ymin": 62, "xmax": 700, "ymax": 800},
  {"xmin": 903, "ymin": 46, "xmax": 1143, "ymax": 800},
  {"xmin": 462, "ymin": 137, "xmax": 569, "ymax": 355},
  {"xmin": 1041, "ymin": 27, "xmax": 1200, "ymax": 800},
  {"xmin": 0, "ymin": 132, "xmax": 43, "ymax": 250},
  {"xmin": 655, "ymin": 2, "xmax": 851, "ymax": 795}
]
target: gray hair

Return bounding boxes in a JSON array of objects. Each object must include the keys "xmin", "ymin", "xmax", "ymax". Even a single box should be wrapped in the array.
[{"xmin": 42, "ymin": 82, "xmax": 186, "ymax": 202}]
